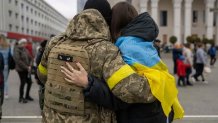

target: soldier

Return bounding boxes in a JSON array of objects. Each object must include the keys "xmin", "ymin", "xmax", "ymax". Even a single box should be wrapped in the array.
[{"xmin": 37, "ymin": 0, "xmax": 154, "ymax": 123}]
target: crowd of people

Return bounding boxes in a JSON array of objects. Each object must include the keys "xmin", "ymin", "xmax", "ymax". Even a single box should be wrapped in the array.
[
  {"xmin": 172, "ymin": 42, "xmax": 216, "ymax": 87},
  {"xmin": 0, "ymin": 0, "xmax": 217, "ymax": 122},
  {"xmin": 0, "ymin": 34, "xmax": 51, "ymax": 119}
]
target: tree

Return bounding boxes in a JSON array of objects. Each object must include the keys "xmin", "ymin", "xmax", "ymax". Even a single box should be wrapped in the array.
[
  {"xmin": 169, "ymin": 36, "xmax": 177, "ymax": 44},
  {"xmin": 186, "ymin": 35, "xmax": 201, "ymax": 44},
  {"xmin": 186, "ymin": 36, "xmax": 193, "ymax": 44},
  {"xmin": 202, "ymin": 38, "xmax": 208, "ymax": 44}
]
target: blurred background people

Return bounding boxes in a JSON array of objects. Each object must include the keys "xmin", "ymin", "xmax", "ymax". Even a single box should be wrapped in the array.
[
  {"xmin": 13, "ymin": 38, "xmax": 33, "ymax": 103},
  {"xmin": 192, "ymin": 43, "xmax": 208, "ymax": 83},
  {"xmin": 208, "ymin": 43, "xmax": 217, "ymax": 67},
  {"xmin": 154, "ymin": 39, "xmax": 161, "ymax": 57},
  {"xmin": 35, "ymin": 40, "xmax": 47, "ymax": 111},
  {"xmin": 176, "ymin": 55, "xmax": 187, "ymax": 86},
  {"xmin": 172, "ymin": 43, "xmax": 183, "ymax": 74},
  {"xmin": 183, "ymin": 43, "xmax": 193, "ymax": 86},
  {"xmin": 0, "ymin": 34, "xmax": 10, "ymax": 99},
  {"xmin": 0, "ymin": 52, "xmax": 4, "ymax": 119}
]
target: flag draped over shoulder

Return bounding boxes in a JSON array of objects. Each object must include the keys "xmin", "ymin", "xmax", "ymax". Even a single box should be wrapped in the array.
[{"xmin": 114, "ymin": 36, "xmax": 184, "ymax": 119}]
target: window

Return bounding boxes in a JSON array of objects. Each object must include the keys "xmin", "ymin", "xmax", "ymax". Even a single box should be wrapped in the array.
[
  {"xmin": 160, "ymin": 11, "xmax": 167, "ymax": 26},
  {"xmin": 26, "ymin": 6, "xmax": 29, "ymax": 11},
  {"xmin": 31, "ymin": 30, "xmax": 33, "ymax": 35},
  {"xmin": 35, "ymin": 11, "xmax": 37, "ymax": 15},
  {"xmin": 15, "ymin": 13, "xmax": 18, "ymax": 19},
  {"xmin": 21, "ymin": 15, "xmax": 24, "ymax": 21},
  {"xmin": 16, "ymin": 26, "xmax": 19, "ymax": 32},
  {"xmin": 9, "ymin": 24, "xmax": 12, "ymax": 31},
  {"xmin": 15, "ymin": 0, "xmax": 18, "ymax": 6},
  {"xmin": 31, "ymin": 19, "xmax": 33, "ymax": 24},
  {"xmin": 203, "ymin": 10, "xmax": 205, "ymax": 23},
  {"xmin": 213, "ymin": 13, "xmax": 216, "ymax": 26},
  {"xmin": 9, "ymin": 0, "xmax": 12, "ymax": 4},
  {"xmin": 35, "ymin": 21, "xmax": 37, "ymax": 26},
  {"xmin": 22, "ymin": 27, "xmax": 24, "ymax": 33},
  {"xmin": 31, "ymin": 8, "xmax": 33, "ymax": 13},
  {"xmin": 26, "ymin": 17, "xmax": 29, "ymax": 23},
  {"xmin": 8, "ymin": 10, "xmax": 12, "ymax": 17},
  {"xmin": 192, "ymin": 10, "xmax": 198, "ymax": 23},
  {"xmin": 21, "ymin": 3, "xmax": 24, "ymax": 9},
  {"xmin": 27, "ymin": 29, "xmax": 29, "ymax": 34}
]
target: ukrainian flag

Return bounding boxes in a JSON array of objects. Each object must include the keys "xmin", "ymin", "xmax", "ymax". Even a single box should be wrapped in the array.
[{"xmin": 110, "ymin": 36, "xmax": 184, "ymax": 119}]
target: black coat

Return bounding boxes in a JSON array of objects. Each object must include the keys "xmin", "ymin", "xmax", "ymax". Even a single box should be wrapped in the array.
[{"xmin": 84, "ymin": 75, "xmax": 173, "ymax": 123}]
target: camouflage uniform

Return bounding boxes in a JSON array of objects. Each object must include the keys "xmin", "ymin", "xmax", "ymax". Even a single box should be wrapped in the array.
[{"xmin": 38, "ymin": 9, "xmax": 155, "ymax": 123}]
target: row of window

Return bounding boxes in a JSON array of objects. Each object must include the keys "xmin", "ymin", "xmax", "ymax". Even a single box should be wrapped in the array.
[
  {"xmin": 8, "ymin": 0, "xmax": 67, "ymax": 26},
  {"xmin": 8, "ymin": 10, "xmax": 63, "ymax": 28},
  {"xmin": 8, "ymin": 24, "xmax": 57, "ymax": 37},
  {"xmin": 159, "ymin": 10, "xmax": 216, "ymax": 26}
]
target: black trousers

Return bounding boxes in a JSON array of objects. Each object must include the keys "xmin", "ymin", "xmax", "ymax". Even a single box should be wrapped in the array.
[
  {"xmin": 210, "ymin": 55, "xmax": 216, "ymax": 66},
  {"xmin": 193, "ymin": 63, "xmax": 205, "ymax": 81},
  {"xmin": 186, "ymin": 67, "xmax": 192, "ymax": 84},
  {"xmin": 17, "ymin": 71, "xmax": 32, "ymax": 99}
]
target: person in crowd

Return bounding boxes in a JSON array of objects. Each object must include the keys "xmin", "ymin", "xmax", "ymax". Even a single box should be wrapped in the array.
[
  {"xmin": 154, "ymin": 39, "xmax": 161, "ymax": 57},
  {"xmin": 60, "ymin": 1, "xmax": 184, "ymax": 123},
  {"xmin": 35, "ymin": 40, "xmax": 47, "ymax": 111},
  {"xmin": 208, "ymin": 43, "xmax": 216, "ymax": 66},
  {"xmin": 176, "ymin": 55, "xmax": 187, "ymax": 86},
  {"xmin": 14, "ymin": 38, "xmax": 33, "ymax": 103},
  {"xmin": 172, "ymin": 43, "xmax": 183, "ymax": 74},
  {"xmin": 183, "ymin": 43, "xmax": 193, "ymax": 86},
  {"xmin": 0, "ymin": 34, "xmax": 11, "ymax": 99},
  {"xmin": 192, "ymin": 43, "xmax": 208, "ymax": 83},
  {"xmin": 25, "ymin": 40, "xmax": 34, "ymax": 59},
  {"xmin": 37, "ymin": 0, "xmax": 157, "ymax": 122},
  {"xmin": 0, "ymin": 52, "xmax": 4, "ymax": 119}
]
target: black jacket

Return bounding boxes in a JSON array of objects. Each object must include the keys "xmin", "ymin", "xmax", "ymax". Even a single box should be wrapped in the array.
[
  {"xmin": 84, "ymin": 75, "xmax": 173, "ymax": 123},
  {"xmin": 84, "ymin": 13, "xmax": 173, "ymax": 123}
]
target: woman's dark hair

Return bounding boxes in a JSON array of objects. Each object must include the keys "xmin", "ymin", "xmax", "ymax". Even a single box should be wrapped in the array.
[{"xmin": 111, "ymin": 2, "xmax": 138, "ymax": 42}]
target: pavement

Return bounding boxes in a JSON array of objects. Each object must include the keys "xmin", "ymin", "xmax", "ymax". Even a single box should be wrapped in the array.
[{"xmin": 1, "ymin": 53, "xmax": 218, "ymax": 123}]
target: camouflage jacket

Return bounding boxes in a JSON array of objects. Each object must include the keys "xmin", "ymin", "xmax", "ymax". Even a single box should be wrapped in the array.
[{"xmin": 38, "ymin": 9, "xmax": 155, "ymax": 123}]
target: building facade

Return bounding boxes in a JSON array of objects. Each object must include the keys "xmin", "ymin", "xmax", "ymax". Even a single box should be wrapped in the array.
[
  {"xmin": 0, "ymin": 0, "xmax": 68, "ymax": 42},
  {"xmin": 77, "ymin": 0, "xmax": 87, "ymax": 13},
  {"xmin": 108, "ymin": 0, "xmax": 218, "ymax": 44}
]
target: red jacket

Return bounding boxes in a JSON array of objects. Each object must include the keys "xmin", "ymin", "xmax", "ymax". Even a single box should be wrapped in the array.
[{"xmin": 177, "ymin": 59, "xmax": 186, "ymax": 77}]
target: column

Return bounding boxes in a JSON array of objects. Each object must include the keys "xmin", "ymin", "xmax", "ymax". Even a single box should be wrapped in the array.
[
  {"xmin": 151, "ymin": 0, "xmax": 160, "ymax": 24},
  {"xmin": 140, "ymin": 0, "xmax": 149, "ymax": 13},
  {"xmin": 184, "ymin": 0, "xmax": 194, "ymax": 43},
  {"xmin": 173, "ymin": 0, "xmax": 183, "ymax": 42},
  {"xmin": 205, "ymin": 0, "xmax": 216, "ymax": 39}
]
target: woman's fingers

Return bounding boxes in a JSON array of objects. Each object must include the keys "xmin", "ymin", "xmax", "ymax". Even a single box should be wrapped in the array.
[
  {"xmin": 64, "ymin": 78, "xmax": 74, "ymax": 83},
  {"xmin": 66, "ymin": 62, "xmax": 76, "ymax": 72},
  {"xmin": 60, "ymin": 66, "xmax": 72, "ymax": 75},
  {"xmin": 76, "ymin": 62, "xmax": 85, "ymax": 71}
]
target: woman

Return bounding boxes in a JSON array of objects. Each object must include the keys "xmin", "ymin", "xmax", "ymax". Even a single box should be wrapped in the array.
[
  {"xmin": 0, "ymin": 34, "xmax": 10, "ymax": 99},
  {"xmin": 13, "ymin": 39, "xmax": 33, "ymax": 103},
  {"xmin": 61, "ymin": 2, "xmax": 183, "ymax": 123}
]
